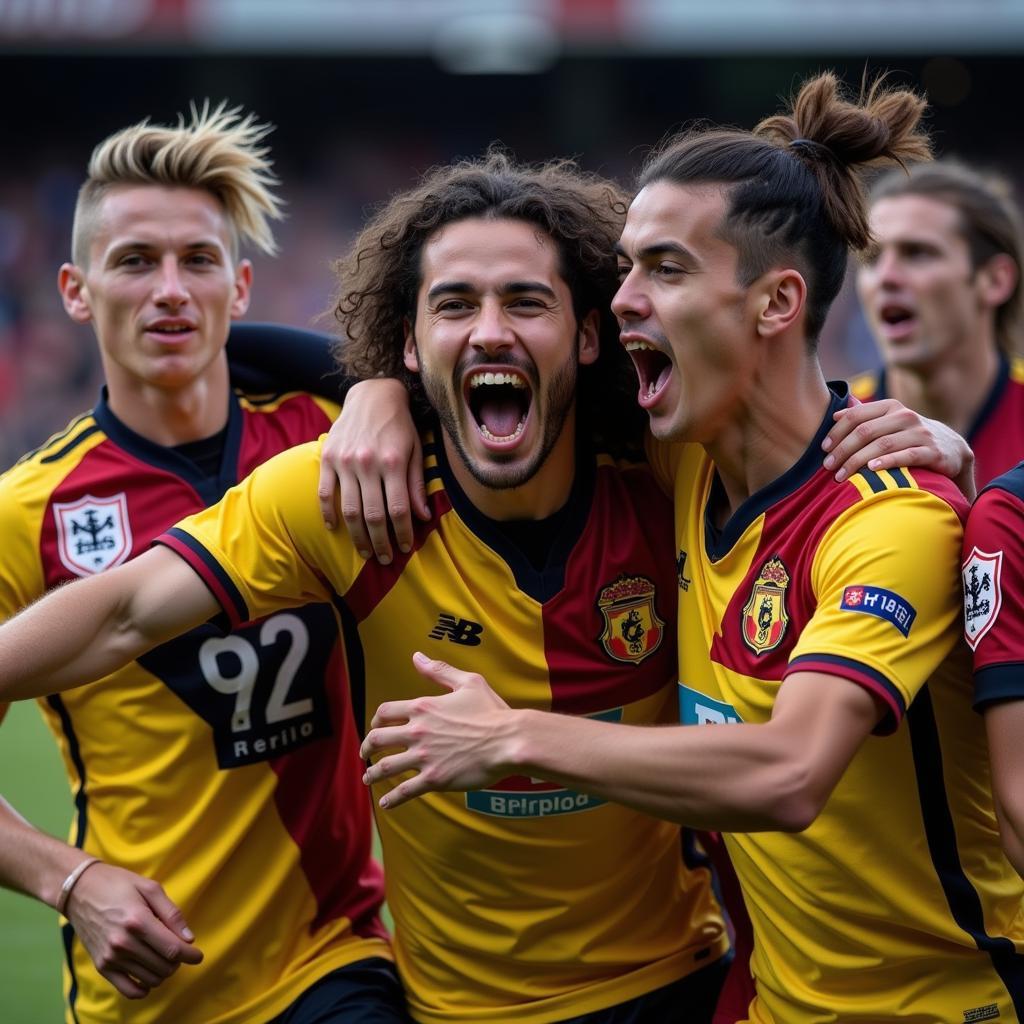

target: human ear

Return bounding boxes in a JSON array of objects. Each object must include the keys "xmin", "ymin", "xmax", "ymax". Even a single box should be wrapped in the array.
[
  {"xmin": 756, "ymin": 269, "xmax": 807, "ymax": 338},
  {"xmin": 231, "ymin": 259, "xmax": 254, "ymax": 318},
  {"xmin": 577, "ymin": 309, "xmax": 600, "ymax": 366},
  {"xmin": 976, "ymin": 253, "xmax": 1018, "ymax": 309},
  {"xmin": 58, "ymin": 264, "xmax": 93, "ymax": 325},
  {"xmin": 403, "ymin": 322, "xmax": 420, "ymax": 373}
]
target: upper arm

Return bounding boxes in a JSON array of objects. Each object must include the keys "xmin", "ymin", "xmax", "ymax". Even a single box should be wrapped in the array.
[
  {"xmin": 963, "ymin": 485, "xmax": 1024, "ymax": 707},
  {"xmin": 226, "ymin": 322, "xmax": 343, "ymax": 400},
  {"xmin": 119, "ymin": 546, "xmax": 221, "ymax": 648},
  {"xmin": 768, "ymin": 669, "xmax": 887, "ymax": 823},
  {"xmin": 983, "ymin": 700, "xmax": 1024, "ymax": 875}
]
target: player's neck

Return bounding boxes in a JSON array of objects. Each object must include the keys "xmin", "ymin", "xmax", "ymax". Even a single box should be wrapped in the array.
[
  {"xmin": 104, "ymin": 359, "xmax": 231, "ymax": 447},
  {"xmin": 706, "ymin": 358, "xmax": 832, "ymax": 527},
  {"xmin": 886, "ymin": 341, "xmax": 1001, "ymax": 436},
  {"xmin": 443, "ymin": 418, "xmax": 579, "ymax": 522}
]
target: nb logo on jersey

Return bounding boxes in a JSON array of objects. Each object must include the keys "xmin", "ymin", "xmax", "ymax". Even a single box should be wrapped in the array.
[
  {"xmin": 429, "ymin": 613, "xmax": 484, "ymax": 646},
  {"xmin": 676, "ymin": 549, "xmax": 692, "ymax": 592}
]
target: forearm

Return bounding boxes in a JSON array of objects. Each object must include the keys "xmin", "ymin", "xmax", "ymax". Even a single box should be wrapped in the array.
[
  {"xmin": 0, "ymin": 796, "xmax": 87, "ymax": 908},
  {"xmin": 0, "ymin": 549, "xmax": 216, "ymax": 702},
  {"xmin": 504, "ymin": 710, "xmax": 814, "ymax": 832},
  {"xmin": 0, "ymin": 575, "xmax": 149, "ymax": 701}
]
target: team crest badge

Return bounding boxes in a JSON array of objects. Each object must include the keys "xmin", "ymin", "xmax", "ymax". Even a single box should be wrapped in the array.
[
  {"xmin": 54, "ymin": 493, "xmax": 133, "ymax": 578},
  {"xmin": 597, "ymin": 575, "xmax": 664, "ymax": 664},
  {"xmin": 962, "ymin": 546, "xmax": 1003, "ymax": 650},
  {"xmin": 742, "ymin": 556, "xmax": 790, "ymax": 655}
]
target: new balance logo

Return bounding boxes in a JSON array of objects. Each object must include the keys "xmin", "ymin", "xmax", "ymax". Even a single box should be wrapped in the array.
[{"xmin": 428, "ymin": 613, "xmax": 484, "ymax": 646}]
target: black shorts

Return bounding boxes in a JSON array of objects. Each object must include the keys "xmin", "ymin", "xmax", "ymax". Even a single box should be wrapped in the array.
[
  {"xmin": 269, "ymin": 957, "xmax": 412, "ymax": 1024},
  {"xmin": 558, "ymin": 956, "xmax": 730, "ymax": 1024}
]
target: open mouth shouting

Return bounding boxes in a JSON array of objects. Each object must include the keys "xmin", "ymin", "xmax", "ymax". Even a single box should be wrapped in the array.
[
  {"xmin": 464, "ymin": 365, "xmax": 534, "ymax": 450},
  {"xmin": 876, "ymin": 302, "xmax": 918, "ymax": 341},
  {"xmin": 623, "ymin": 336, "xmax": 673, "ymax": 408}
]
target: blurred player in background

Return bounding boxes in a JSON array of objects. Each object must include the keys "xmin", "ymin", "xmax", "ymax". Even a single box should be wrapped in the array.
[
  {"xmin": 0, "ymin": 106, "xmax": 403, "ymax": 1024},
  {"xmin": 854, "ymin": 160, "xmax": 1024, "ymax": 485},
  {"xmin": 355, "ymin": 74, "xmax": 1024, "ymax": 1022}
]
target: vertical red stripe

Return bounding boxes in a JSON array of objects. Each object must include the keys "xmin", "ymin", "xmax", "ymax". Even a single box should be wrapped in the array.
[
  {"xmin": 544, "ymin": 464, "xmax": 678, "ymax": 715},
  {"xmin": 269, "ymin": 638, "xmax": 386, "ymax": 937}
]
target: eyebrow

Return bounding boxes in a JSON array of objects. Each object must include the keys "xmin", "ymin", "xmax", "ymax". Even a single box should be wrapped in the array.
[
  {"xmin": 614, "ymin": 241, "xmax": 696, "ymax": 262},
  {"xmin": 107, "ymin": 239, "xmax": 224, "ymax": 258},
  {"xmin": 425, "ymin": 280, "xmax": 558, "ymax": 301}
]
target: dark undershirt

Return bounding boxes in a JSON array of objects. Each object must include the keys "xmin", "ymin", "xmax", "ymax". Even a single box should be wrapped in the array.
[
  {"xmin": 172, "ymin": 425, "xmax": 229, "ymax": 479},
  {"xmin": 485, "ymin": 501, "xmax": 576, "ymax": 573}
]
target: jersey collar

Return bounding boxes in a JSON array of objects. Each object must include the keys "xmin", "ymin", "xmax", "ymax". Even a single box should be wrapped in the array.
[
  {"xmin": 433, "ymin": 422, "xmax": 597, "ymax": 603},
  {"xmin": 704, "ymin": 383, "xmax": 849, "ymax": 560},
  {"xmin": 92, "ymin": 387, "xmax": 245, "ymax": 504}
]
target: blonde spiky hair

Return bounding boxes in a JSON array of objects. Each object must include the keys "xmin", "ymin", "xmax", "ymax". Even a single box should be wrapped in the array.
[{"xmin": 71, "ymin": 100, "xmax": 283, "ymax": 265}]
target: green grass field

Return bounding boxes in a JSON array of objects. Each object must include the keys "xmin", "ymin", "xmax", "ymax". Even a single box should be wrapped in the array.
[
  {"xmin": 0, "ymin": 701, "xmax": 391, "ymax": 1023},
  {"xmin": 1, "ymin": 700, "xmax": 73, "ymax": 1023}
]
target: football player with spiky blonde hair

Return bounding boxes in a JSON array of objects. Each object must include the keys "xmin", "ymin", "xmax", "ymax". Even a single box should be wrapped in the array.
[{"xmin": 0, "ymin": 105, "xmax": 405, "ymax": 1024}]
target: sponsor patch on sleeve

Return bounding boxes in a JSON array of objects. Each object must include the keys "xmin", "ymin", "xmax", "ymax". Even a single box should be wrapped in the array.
[{"xmin": 839, "ymin": 585, "xmax": 917, "ymax": 637}]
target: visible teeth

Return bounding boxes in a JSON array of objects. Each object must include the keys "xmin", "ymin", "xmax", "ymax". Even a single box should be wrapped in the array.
[
  {"xmin": 646, "ymin": 381, "xmax": 658, "ymax": 397},
  {"xmin": 625, "ymin": 340, "xmax": 655, "ymax": 351},
  {"xmin": 479, "ymin": 417, "xmax": 526, "ymax": 443},
  {"xmin": 469, "ymin": 372, "xmax": 527, "ymax": 388}
]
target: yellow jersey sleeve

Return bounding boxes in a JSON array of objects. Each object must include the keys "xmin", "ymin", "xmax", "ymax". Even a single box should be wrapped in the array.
[
  {"xmin": 0, "ymin": 470, "xmax": 47, "ymax": 621},
  {"xmin": 163, "ymin": 439, "xmax": 362, "ymax": 627},
  {"xmin": 789, "ymin": 488, "xmax": 964, "ymax": 727}
]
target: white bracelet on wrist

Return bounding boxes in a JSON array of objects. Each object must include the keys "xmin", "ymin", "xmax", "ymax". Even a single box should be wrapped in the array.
[{"xmin": 55, "ymin": 857, "xmax": 101, "ymax": 917}]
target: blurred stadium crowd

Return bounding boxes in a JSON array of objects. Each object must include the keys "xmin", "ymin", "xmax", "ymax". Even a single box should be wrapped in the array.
[
  {"xmin": 7, "ymin": 45, "xmax": 1021, "ymax": 471},
  {"xmin": 0, "ymin": 131, "xmax": 915, "ymax": 471}
]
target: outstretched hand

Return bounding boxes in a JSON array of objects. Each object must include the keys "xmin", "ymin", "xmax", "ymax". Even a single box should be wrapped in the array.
[
  {"xmin": 360, "ymin": 653, "xmax": 514, "ymax": 810},
  {"xmin": 317, "ymin": 379, "xmax": 430, "ymax": 562},
  {"xmin": 66, "ymin": 863, "xmax": 203, "ymax": 999},
  {"xmin": 822, "ymin": 398, "xmax": 976, "ymax": 499}
]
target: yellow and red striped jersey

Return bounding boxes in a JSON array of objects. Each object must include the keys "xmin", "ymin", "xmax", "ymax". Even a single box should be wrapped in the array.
[
  {"xmin": 963, "ymin": 459, "xmax": 1024, "ymax": 703},
  {"xmin": 161, "ymin": 429, "xmax": 728, "ymax": 1024},
  {"xmin": 648, "ymin": 387, "xmax": 1024, "ymax": 1024},
  {"xmin": 0, "ymin": 390, "xmax": 388, "ymax": 1024}
]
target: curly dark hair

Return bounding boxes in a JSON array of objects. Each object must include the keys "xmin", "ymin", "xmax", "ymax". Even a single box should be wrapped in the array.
[{"xmin": 330, "ymin": 148, "xmax": 646, "ymax": 449}]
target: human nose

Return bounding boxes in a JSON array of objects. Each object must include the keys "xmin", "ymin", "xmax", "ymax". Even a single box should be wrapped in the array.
[
  {"xmin": 611, "ymin": 268, "xmax": 649, "ymax": 322},
  {"xmin": 469, "ymin": 299, "xmax": 514, "ymax": 353},
  {"xmin": 869, "ymin": 248, "xmax": 904, "ymax": 290},
  {"xmin": 153, "ymin": 256, "xmax": 189, "ymax": 308}
]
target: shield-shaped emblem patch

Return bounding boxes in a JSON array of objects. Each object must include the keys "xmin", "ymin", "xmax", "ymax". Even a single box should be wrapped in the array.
[
  {"xmin": 741, "ymin": 556, "xmax": 790, "ymax": 656},
  {"xmin": 962, "ymin": 546, "xmax": 1003, "ymax": 650},
  {"xmin": 597, "ymin": 575, "xmax": 664, "ymax": 664},
  {"xmin": 54, "ymin": 493, "xmax": 133, "ymax": 578}
]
